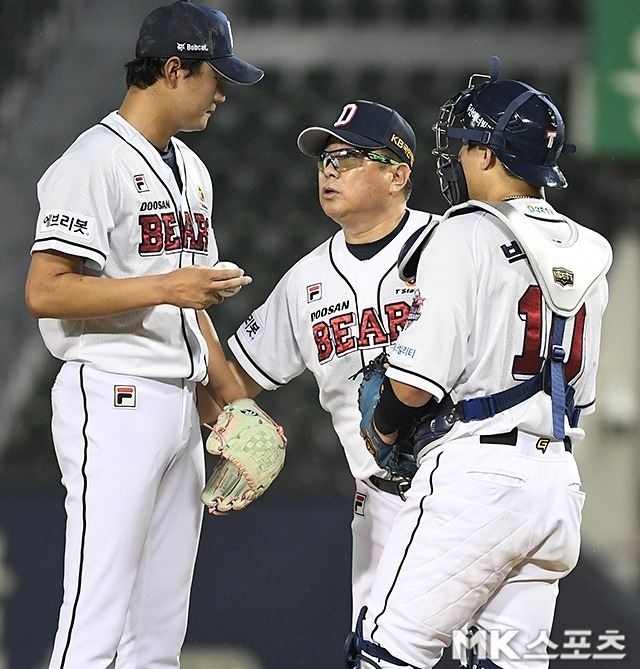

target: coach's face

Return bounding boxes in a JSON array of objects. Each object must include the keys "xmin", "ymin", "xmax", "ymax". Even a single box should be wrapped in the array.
[{"xmin": 318, "ymin": 141, "xmax": 402, "ymax": 229}]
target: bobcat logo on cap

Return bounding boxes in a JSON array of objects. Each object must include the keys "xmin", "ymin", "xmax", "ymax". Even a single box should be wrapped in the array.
[{"xmin": 177, "ymin": 43, "xmax": 186, "ymax": 51}]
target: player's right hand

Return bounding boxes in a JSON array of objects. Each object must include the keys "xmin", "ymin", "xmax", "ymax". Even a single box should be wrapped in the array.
[{"xmin": 162, "ymin": 264, "xmax": 252, "ymax": 309}]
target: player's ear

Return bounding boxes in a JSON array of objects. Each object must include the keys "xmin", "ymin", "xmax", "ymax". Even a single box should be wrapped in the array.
[
  {"xmin": 390, "ymin": 163, "xmax": 411, "ymax": 193},
  {"xmin": 163, "ymin": 57, "xmax": 182, "ymax": 87},
  {"xmin": 479, "ymin": 147, "xmax": 497, "ymax": 171}
]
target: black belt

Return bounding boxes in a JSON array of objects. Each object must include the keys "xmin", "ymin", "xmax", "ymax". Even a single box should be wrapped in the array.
[
  {"xmin": 479, "ymin": 428, "xmax": 572, "ymax": 453},
  {"xmin": 369, "ymin": 476, "xmax": 411, "ymax": 499}
]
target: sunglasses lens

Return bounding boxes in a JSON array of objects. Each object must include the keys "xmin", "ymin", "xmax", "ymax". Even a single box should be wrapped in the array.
[{"xmin": 317, "ymin": 150, "xmax": 366, "ymax": 172}]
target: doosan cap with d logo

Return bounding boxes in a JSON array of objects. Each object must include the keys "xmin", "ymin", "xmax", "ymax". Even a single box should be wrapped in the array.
[
  {"xmin": 297, "ymin": 100, "xmax": 416, "ymax": 166},
  {"xmin": 135, "ymin": 0, "xmax": 264, "ymax": 85}
]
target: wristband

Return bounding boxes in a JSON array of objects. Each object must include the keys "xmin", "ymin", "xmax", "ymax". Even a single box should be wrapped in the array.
[{"xmin": 374, "ymin": 380, "xmax": 432, "ymax": 435}]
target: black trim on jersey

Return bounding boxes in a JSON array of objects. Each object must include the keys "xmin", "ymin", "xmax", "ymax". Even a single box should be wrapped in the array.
[
  {"xmin": 386, "ymin": 362, "xmax": 447, "ymax": 397},
  {"xmin": 377, "ymin": 260, "xmax": 402, "ymax": 332},
  {"xmin": 33, "ymin": 237, "xmax": 108, "ymax": 263},
  {"xmin": 370, "ymin": 449, "xmax": 444, "ymax": 640},
  {"xmin": 231, "ymin": 332, "xmax": 284, "ymax": 387},
  {"xmin": 168, "ymin": 142, "xmax": 198, "ymax": 380},
  {"xmin": 328, "ymin": 234, "xmax": 366, "ymax": 369},
  {"xmin": 60, "ymin": 363, "xmax": 91, "ymax": 668},
  {"xmin": 99, "ymin": 122, "xmax": 198, "ymax": 380},
  {"xmin": 577, "ymin": 397, "xmax": 595, "ymax": 411},
  {"xmin": 345, "ymin": 210, "xmax": 410, "ymax": 260},
  {"xmin": 98, "ymin": 123, "xmax": 183, "ymax": 222}
]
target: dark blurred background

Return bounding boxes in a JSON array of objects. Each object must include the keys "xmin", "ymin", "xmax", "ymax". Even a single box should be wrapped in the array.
[{"xmin": 0, "ymin": 0, "xmax": 639, "ymax": 667}]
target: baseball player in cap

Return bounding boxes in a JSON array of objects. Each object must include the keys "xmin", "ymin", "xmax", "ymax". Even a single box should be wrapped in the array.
[
  {"xmin": 345, "ymin": 60, "xmax": 612, "ymax": 669},
  {"xmin": 25, "ymin": 2, "xmax": 263, "ymax": 666},
  {"xmin": 211, "ymin": 100, "xmax": 440, "ymax": 625}
]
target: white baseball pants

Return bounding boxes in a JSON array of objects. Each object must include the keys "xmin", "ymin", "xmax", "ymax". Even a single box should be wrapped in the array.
[
  {"xmin": 362, "ymin": 432, "xmax": 585, "ymax": 669},
  {"xmin": 47, "ymin": 362, "xmax": 205, "ymax": 668}
]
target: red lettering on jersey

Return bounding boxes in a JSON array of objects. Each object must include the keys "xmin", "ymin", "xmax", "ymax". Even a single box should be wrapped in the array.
[
  {"xmin": 313, "ymin": 322, "xmax": 333, "ymax": 362},
  {"xmin": 331, "ymin": 313, "xmax": 356, "ymax": 355},
  {"xmin": 357, "ymin": 308, "xmax": 388, "ymax": 348},
  {"xmin": 138, "ymin": 211, "xmax": 210, "ymax": 255},
  {"xmin": 182, "ymin": 212, "xmax": 198, "ymax": 250},
  {"xmin": 163, "ymin": 212, "xmax": 181, "ymax": 251},
  {"xmin": 385, "ymin": 302, "xmax": 410, "ymax": 341},
  {"xmin": 138, "ymin": 214, "xmax": 165, "ymax": 255},
  {"xmin": 193, "ymin": 213, "xmax": 209, "ymax": 252}
]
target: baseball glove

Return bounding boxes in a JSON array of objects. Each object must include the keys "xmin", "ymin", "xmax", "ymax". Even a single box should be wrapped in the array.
[
  {"xmin": 356, "ymin": 353, "xmax": 417, "ymax": 480},
  {"xmin": 202, "ymin": 398, "xmax": 287, "ymax": 514}
]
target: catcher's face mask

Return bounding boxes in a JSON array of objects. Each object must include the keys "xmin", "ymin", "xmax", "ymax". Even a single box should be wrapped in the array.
[{"xmin": 432, "ymin": 63, "xmax": 497, "ymax": 207}]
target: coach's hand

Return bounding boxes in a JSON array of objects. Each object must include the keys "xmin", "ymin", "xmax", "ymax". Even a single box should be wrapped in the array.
[{"xmin": 162, "ymin": 264, "xmax": 252, "ymax": 309}]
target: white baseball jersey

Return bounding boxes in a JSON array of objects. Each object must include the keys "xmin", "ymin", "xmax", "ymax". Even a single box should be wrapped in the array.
[
  {"xmin": 229, "ymin": 209, "xmax": 438, "ymax": 482},
  {"xmin": 359, "ymin": 198, "xmax": 611, "ymax": 669},
  {"xmin": 32, "ymin": 111, "xmax": 218, "ymax": 382},
  {"xmin": 387, "ymin": 198, "xmax": 610, "ymax": 444}
]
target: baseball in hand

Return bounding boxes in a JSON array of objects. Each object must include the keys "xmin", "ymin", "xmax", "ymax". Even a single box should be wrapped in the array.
[{"xmin": 214, "ymin": 261, "xmax": 245, "ymax": 297}]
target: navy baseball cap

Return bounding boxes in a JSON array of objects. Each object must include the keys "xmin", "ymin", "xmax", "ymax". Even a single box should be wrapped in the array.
[
  {"xmin": 135, "ymin": 0, "xmax": 264, "ymax": 85},
  {"xmin": 297, "ymin": 100, "xmax": 416, "ymax": 166}
]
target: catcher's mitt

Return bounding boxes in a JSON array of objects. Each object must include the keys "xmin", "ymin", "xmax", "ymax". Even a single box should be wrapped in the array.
[
  {"xmin": 202, "ymin": 398, "xmax": 286, "ymax": 514},
  {"xmin": 355, "ymin": 353, "xmax": 417, "ymax": 480}
]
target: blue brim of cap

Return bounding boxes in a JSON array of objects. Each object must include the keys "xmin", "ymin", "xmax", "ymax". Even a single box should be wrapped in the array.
[
  {"xmin": 297, "ymin": 127, "xmax": 384, "ymax": 156},
  {"xmin": 209, "ymin": 56, "xmax": 264, "ymax": 85}
]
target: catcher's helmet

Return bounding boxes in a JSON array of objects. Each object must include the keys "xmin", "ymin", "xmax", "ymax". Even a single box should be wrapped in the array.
[{"xmin": 433, "ymin": 57, "xmax": 576, "ymax": 205}]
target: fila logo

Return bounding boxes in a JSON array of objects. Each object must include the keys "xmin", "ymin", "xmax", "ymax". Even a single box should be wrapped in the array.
[
  {"xmin": 334, "ymin": 103, "xmax": 358, "ymax": 127},
  {"xmin": 307, "ymin": 283, "xmax": 322, "ymax": 302},
  {"xmin": 133, "ymin": 174, "xmax": 149, "ymax": 193},
  {"xmin": 114, "ymin": 386, "xmax": 136, "ymax": 408},
  {"xmin": 354, "ymin": 492, "xmax": 367, "ymax": 517}
]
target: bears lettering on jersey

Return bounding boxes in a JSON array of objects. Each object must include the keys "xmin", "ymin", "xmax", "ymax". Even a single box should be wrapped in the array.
[
  {"xmin": 312, "ymin": 301, "xmax": 410, "ymax": 363},
  {"xmin": 138, "ymin": 210, "xmax": 209, "ymax": 255}
]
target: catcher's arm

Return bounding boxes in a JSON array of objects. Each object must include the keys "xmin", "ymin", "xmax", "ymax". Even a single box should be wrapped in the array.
[{"xmin": 357, "ymin": 353, "xmax": 433, "ymax": 480}]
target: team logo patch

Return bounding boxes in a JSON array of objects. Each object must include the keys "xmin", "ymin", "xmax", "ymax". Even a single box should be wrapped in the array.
[
  {"xmin": 553, "ymin": 267, "xmax": 574, "ymax": 287},
  {"xmin": 307, "ymin": 283, "xmax": 322, "ymax": 302},
  {"xmin": 404, "ymin": 289, "xmax": 424, "ymax": 329},
  {"xmin": 354, "ymin": 491, "xmax": 367, "ymax": 516},
  {"xmin": 133, "ymin": 174, "xmax": 149, "ymax": 192},
  {"xmin": 40, "ymin": 210, "xmax": 94, "ymax": 239},
  {"xmin": 114, "ymin": 386, "xmax": 136, "ymax": 408}
]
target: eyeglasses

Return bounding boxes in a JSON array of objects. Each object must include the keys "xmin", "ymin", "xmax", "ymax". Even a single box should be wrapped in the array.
[{"xmin": 316, "ymin": 148, "xmax": 401, "ymax": 173}]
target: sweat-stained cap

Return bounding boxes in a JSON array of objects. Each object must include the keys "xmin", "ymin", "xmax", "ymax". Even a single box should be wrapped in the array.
[
  {"xmin": 135, "ymin": 0, "xmax": 264, "ymax": 85},
  {"xmin": 297, "ymin": 100, "xmax": 416, "ymax": 166}
]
